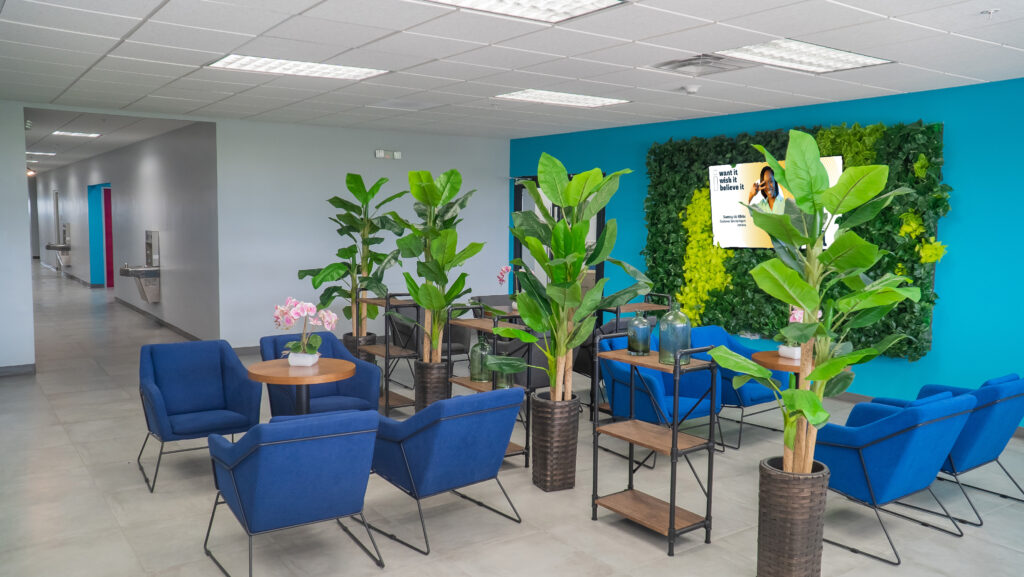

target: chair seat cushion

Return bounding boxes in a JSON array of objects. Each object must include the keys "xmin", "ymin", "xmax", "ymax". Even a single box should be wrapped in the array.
[
  {"xmin": 170, "ymin": 409, "xmax": 250, "ymax": 436},
  {"xmin": 310, "ymin": 395, "xmax": 375, "ymax": 414}
]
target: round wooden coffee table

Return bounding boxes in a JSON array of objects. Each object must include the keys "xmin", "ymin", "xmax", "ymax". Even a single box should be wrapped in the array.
[
  {"xmin": 247, "ymin": 358, "xmax": 356, "ymax": 415},
  {"xmin": 751, "ymin": 350, "xmax": 802, "ymax": 374}
]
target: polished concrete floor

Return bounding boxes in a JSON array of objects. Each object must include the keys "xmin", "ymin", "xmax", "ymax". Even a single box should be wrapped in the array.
[{"xmin": 2, "ymin": 262, "xmax": 1022, "ymax": 576}]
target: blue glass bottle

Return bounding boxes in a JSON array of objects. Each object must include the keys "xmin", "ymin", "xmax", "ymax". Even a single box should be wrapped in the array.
[
  {"xmin": 658, "ymin": 300, "xmax": 691, "ymax": 365},
  {"xmin": 627, "ymin": 312, "xmax": 651, "ymax": 356}
]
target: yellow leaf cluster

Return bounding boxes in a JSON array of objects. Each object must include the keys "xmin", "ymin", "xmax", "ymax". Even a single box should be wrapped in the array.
[
  {"xmin": 675, "ymin": 188, "xmax": 733, "ymax": 325},
  {"xmin": 917, "ymin": 237, "xmax": 947, "ymax": 263},
  {"xmin": 898, "ymin": 211, "xmax": 925, "ymax": 239}
]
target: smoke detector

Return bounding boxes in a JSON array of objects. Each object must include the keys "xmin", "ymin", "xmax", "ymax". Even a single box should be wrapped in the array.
[{"xmin": 652, "ymin": 54, "xmax": 755, "ymax": 77}]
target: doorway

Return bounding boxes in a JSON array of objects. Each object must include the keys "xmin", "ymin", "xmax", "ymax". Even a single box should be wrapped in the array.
[{"xmin": 87, "ymin": 183, "xmax": 113, "ymax": 288}]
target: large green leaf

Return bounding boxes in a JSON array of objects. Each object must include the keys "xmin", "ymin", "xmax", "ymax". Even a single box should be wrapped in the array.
[
  {"xmin": 822, "ymin": 165, "xmax": 889, "ymax": 215},
  {"xmin": 574, "ymin": 277, "xmax": 609, "ymax": 322},
  {"xmin": 780, "ymin": 322, "xmax": 819, "ymax": 344},
  {"xmin": 512, "ymin": 210, "xmax": 552, "ymax": 245},
  {"xmin": 445, "ymin": 272, "xmax": 469, "ymax": 302},
  {"xmin": 838, "ymin": 186, "xmax": 911, "ymax": 230},
  {"xmin": 493, "ymin": 326, "xmax": 539, "ymax": 344},
  {"xmin": 563, "ymin": 168, "xmax": 602, "ymax": 207},
  {"xmin": 513, "ymin": 291, "xmax": 549, "ymax": 333},
  {"xmin": 437, "ymin": 190, "xmax": 474, "ymax": 225},
  {"xmin": 586, "ymin": 219, "xmax": 617, "ymax": 266},
  {"xmin": 546, "ymin": 282, "xmax": 582, "ymax": 309},
  {"xmin": 819, "ymin": 230, "xmax": 878, "ymax": 272},
  {"xmin": 772, "ymin": 237, "xmax": 805, "ymax": 273},
  {"xmin": 551, "ymin": 220, "xmax": 573, "ymax": 258},
  {"xmin": 708, "ymin": 346, "xmax": 773, "ymax": 379},
  {"xmin": 515, "ymin": 269, "xmax": 553, "ymax": 317},
  {"xmin": 435, "ymin": 169, "xmax": 462, "ymax": 205},
  {"xmin": 822, "ymin": 371, "xmax": 855, "ymax": 397},
  {"xmin": 315, "ymin": 286, "xmax": 349, "ymax": 310},
  {"xmin": 517, "ymin": 180, "xmax": 555, "ymax": 226},
  {"xmin": 345, "ymin": 173, "xmax": 371, "ymax": 205},
  {"xmin": 328, "ymin": 195, "xmax": 361, "ymax": 214},
  {"xmin": 484, "ymin": 355, "xmax": 528, "ymax": 374},
  {"xmin": 374, "ymin": 188, "xmax": 405, "ymax": 210},
  {"xmin": 835, "ymin": 286, "xmax": 920, "ymax": 313},
  {"xmin": 749, "ymin": 259, "xmax": 820, "ymax": 313},
  {"xmin": 416, "ymin": 260, "xmax": 447, "ymax": 285},
  {"xmin": 845, "ymin": 302, "xmax": 898, "ymax": 329},
  {"xmin": 396, "ymin": 234, "xmax": 423, "ymax": 258},
  {"xmin": 581, "ymin": 169, "xmax": 630, "ymax": 221},
  {"xmin": 607, "ymin": 257, "xmax": 652, "ymax": 287},
  {"xmin": 450, "ymin": 242, "xmax": 484, "ymax": 268},
  {"xmin": 749, "ymin": 202, "xmax": 812, "ymax": 247},
  {"xmin": 311, "ymin": 262, "xmax": 351, "ymax": 288},
  {"xmin": 537, "ymin": 152, "xmax": 568, "ymax": 206},
  {"xmin": 781, "ymin": 389, "xmax": 830, "ymax": 439},
  {"xmin": 567, "ymin": 315, "xmax": 598, "ymax": 349},
  {"xmin": 752, "ymin": 144, "xmax": 790, "ymax": 194},
  {"xmin": 783, "ymin": 129, "xmax": 830, "ymax": 212},
  {"xmin": 415, "ymin": 283, "xmax": 448, "ymax": 311},
  {"xmin": 523, "ymin": 237, "xmax": 552, "ymax": 273},
  {"xmin": 430, "ymin": 229, "xmax": 458, "ymax": 267},
  {"xmin": 806, "ymin": 349, "xmax": 878, "ymax": 382},
  {"xmin": 408, "ymin": 170, "xmax": 441, "ymax": 206},
  {"xmin": 336, "ymin": 245, "xmax": 358, "ymax": 260}
]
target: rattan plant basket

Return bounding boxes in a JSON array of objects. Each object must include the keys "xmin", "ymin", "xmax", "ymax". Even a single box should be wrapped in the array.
[
  {"xmin": 414, "ymin": 360, "xmax": 449, "ymax": 412},
  {"xmin": 757, "ymin": 456, "xmax": 830, "ymax": 577},
  {"xmin": 342, "ymin": 332, "xmax": 376, "ymax": 363},
  {"xmin": 531, "ymin": 391, "xmax": 580, "ymax": 492}
]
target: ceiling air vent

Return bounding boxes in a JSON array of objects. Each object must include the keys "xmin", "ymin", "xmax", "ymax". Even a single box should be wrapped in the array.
[{"xmin": 652, "ymin": 54, "xmax": 754, "ymax": 77}]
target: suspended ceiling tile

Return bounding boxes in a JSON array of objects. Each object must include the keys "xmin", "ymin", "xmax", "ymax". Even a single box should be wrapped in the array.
[
  {"xmin": 184, "ymin": 67, "xmax": 275, "ymax": 86},
  {"xmin": 561, "ymin": 3, "xmax": 707, "ymax": 41},
  {"xmin": 445, "ymin": 46, "xmax": 560, "ymax": 69},
  {"xmin": 898, "ymin": 0, "xmax": 1024, "ymax": 34},
  {"xmin": 191, "ymin": 102, "xmax": 266, "ymax": 118},
  {"xmin": 432, "ymin": 81, "xmax": 512, "ymax": 97},
  {"xmin": 92, "ymin": 56, "xmax": 198, "ymax": 78},
  {"xmin": 51, "ymin": 93, "xmax": 126, "ymax": 108},
  {"xmin": 498, "ymin": 27, "xmax": 628, "ymax": 57},
  {"xmin": 408, "ymin": 10, "xmax": 547, "ymax": 44},
  {"xmin": 541, "ymin": 78, "xmax": 638, "ymax": 97},
  {"xmin": 0, "ymin": 20, "xmax": 119, "ymax": 53},
  {"xmin": 0, "ymin": 56, "xmax": 84, "ymax": 78},
  {"xmin": 27, "ymin": 0, "xmax": 166, "ymax": 19},
  {"xmin": 957, "ymin": 18, "xmax": 1024, "ymax": 48},
  {"xmin": 307, "ymin": 92, "xmax": 379, "ymax": 107},
  {"xmin": 55, "ymin": 87, "xmax": 139, "ymax": 106},
  {"xmin": 263, "ymin": 16, "xmax": 394, "ymax": 49},
  {"xmin": 233, "ymin": 36, "xmax": 344, "ymax": 62},
  {"xmin": 636, "ymin": 0, "xmax": 808, "ymax": 22},
  {"xmin": 202, "ymin": 92, "xmax": 287, "ymax": 111},
  {"xmin": 332, "ymin": 82, "xmax": 420, "ymax": 99},
  {"xmin": 646, "ymin": 23, "xmax": 778, "ymax": 53},
  {"xmin": 247, "ymin": 107, "xmax": 332, "ymax": 123},
  {"xmin": 258, "ymin": 75, "xmax": 357, "ymax": 91},
  {"xmin": 149, "ymin": 86, "xmax": 231, "ymax": 102},
  {"xmin": 0, "ymin": 80, "xmax": 64, "ymax": 102},
  {"xmin": 825, "ymin": 63, "xmax": 978, "ymax": 92},
  {"xmin": 0, "ymin": 69, "xmax": 75, "ymax": 88},
  {"xmin": 866, "ymin": 34, "xmax": 1014, "ymax": 80},
  {"xmin": 240, "ymin": 84, "xmax": 322, "ymax": 100},
  {"xmin": 160, "ymin": 76, "xmax": 250, "ymax": 94},
  {"xmin": 723, "ymin": 0, "xmax": 882, "ymax": 38},
  {"xmin": 576, "ymin": 42, "xmax": 696, "ymax": 68},
  {"xmin": 66, "ymin": 78, "xmax": 153, "ymax": 98},
  {"xmin": 78, "ymin": 68, "xmax": 172, "ymax": 88},
  {"xmin": 520, "ymin": 57, "xmax": 630, "ymax": 80},
  {"xmin": 327, "ymin": 48, "xmax": 435, "ymax": 72},
  {"xmin": 128, "ymin": 21, "xmax": 253, "ymax": 54},
  {"xmin": 795, "ymin": 18, "xmax": 944, "ymax": 55},
  {"xmin": 404, "ymin": 60, "xmax": 506, "ymax": 81},
  {"xmin": 826, "ymin": 0, "xmax": 965, "ymax": 18},
  {"xmin": 0, "ymin": 0, "xmax": 140, "ymax": 37},
  {"xmin": 123, "ymin": 95, "xmax": 212, "ymax": 114},
  {"xmin": 150, "ymin": 0, "xmax": 292, "ymax": 35},
  {"xmin": 205, "ymin": 0, "xmax": 322, "ymax": 14},
  {"xmin": 361, "ymin": 32, "xmax": 482, "ymax": 60},
  {"xmin": 0, "ymin": 39, "xmax": 101, "ymax": 66},
  {"xmin": 475, "ymin": 70, "xmax": 569, "ymax": 89},
  {"xmin": 305, "ymin": 0, "xmax": 454, "ymax": 31},
  {"xmin": 110, "ymin": 41, "xmax": 222, "ymax": 66},
  {"xmin": 588, "ymin": 67, "xmax": 690, "ymax": 90},
  {"xmin": 364, "ymin": 72, "xmax": 461, "ymax": 90},
  {"xmin": 738, "ymin": 88, "xmax": 829, "ymax": 108}
]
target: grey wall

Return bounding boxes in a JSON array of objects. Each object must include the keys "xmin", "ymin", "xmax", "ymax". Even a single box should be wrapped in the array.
[
  {"xmin": 216, "ymin": 120, "xmax": 510, "ymax": 347},
  {"xmin": 0, "ymin": 102, "xmax": 35, "ymax": 369},
  {"xmin": 34, "ymin": 123, "xmax": 220, "ymax": 339}
]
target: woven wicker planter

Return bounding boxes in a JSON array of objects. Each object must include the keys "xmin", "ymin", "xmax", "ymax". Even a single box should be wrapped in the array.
[
  {"xmin": 757, "ymin": 456, "xmax": 830, "ymax": 577},
  {"xmin": 342, "ymin": 332, "xmax": 376, "ymax": 363},
  {"xmin": 414, "ymin": 361, "xmax": 449, "ymax": 412},
  {"xmin": 531, "ymin": 391, "xmax": 580, "ymax": 492}
]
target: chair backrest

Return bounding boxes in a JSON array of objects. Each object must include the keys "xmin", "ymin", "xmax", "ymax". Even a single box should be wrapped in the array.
[
  {"xmin": 214, "ymin": 411, "xmax": 378, "ymax": 534},
  {"xmin": 142, "ymin": 340, "xmax": 229, "ymax": 415},
  {"xmin": 837, "ymin": 395, "xmax": 976, "ymax": 505},
  {"xmin": 259, "ymin": 332, "xmax": 356, "ymax": 398},
  {"xmin": 947, "ymin": 376, "xmax": 1024, "ymax": 473},
  {"xmin": 400, "ymin": 388, "xmax": 524, "ymax": 498}
]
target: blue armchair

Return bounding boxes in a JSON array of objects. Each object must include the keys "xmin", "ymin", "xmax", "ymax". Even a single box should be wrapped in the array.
[
  {"xmin": 370, "ymin": 388, "xmax": 525, "ymax": 555},
  {"xmin": 137, "ymin": 340, "xmax": 261, "ymax": 492},
  {"xmin": 814, "ymin": 393, "xmax": 977, "ymax": 565},
  {"xmin": 259, "ymin": 332, "xmax": 380, "ymax": 416},
  {"xmin": 872, "ymin": 373, "xmax": 1024, "ymax": 526},
  {"xmin": 203, "ymin": 410, "xmax": 383, "ymax": 575}
]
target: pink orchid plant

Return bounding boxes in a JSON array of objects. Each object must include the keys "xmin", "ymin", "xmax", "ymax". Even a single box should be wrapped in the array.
[
  {"xmin": 497, "ymin": 265, "xmax": 512, "ymax": 287},
  {"xmin": 273, "ymin": 297, "xmax": 338, "ymax": 355}
]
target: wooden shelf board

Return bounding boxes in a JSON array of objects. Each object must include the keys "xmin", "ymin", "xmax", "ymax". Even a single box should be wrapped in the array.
[
  {"xmin": 596, "ymin": 419, "xmax": 706, "ymax": 456},
  {"xmin": 449, "ymin": 317, "xmax": 522, "ymax": 334},
  {"xmin": 505, "ymin": 441, "xmax": 525, "ymax": 457},
  {"xmin": 359, "ymin": 297, "xmax": 416, "ymax": 308},
  {"xmin": 596, "ymin": 490, "xmax": 704, "ymax": 536},
  {"xmin": 450, "ymin": 376, "xmax": 493, "ymax": 393},
  {"xmin": 598, "ymin": 402, "xmax": 611, "ymax": 414},
  {"xmin": 601, "ymin": 302, "xmax": 669, "ymax": 314},
  {"xmin": 359, "ymin": 343, "xmax": 417, "ymax": 359},
  {"xmin": 596, "ymin": 349, "xmax": 711, "ymax": 374},
  {"xmin": 380, "ymin": 390, "xmax": 414, "ymax": 409}
]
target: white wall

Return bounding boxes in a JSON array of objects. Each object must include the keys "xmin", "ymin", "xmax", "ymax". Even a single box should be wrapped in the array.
[
  {"xmin": 34, "ymin": 123, "xmax": 220, "ymax": 339},
  {"xmin": 216, "ymin": 120, "xmax": 510, "ymax": 347},
  {"xmin": 0, "ymin": 102, "xmax": 35, "ymax": 369}
]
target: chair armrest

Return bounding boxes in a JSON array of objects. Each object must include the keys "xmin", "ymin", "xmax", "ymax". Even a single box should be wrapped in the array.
[
  {"xmin": 845, "ymin": 402, "xmax": 902, "ymax": 429},
  {"xmin": 222, "ymin": 350, "xmax": 261, "ymax": 423},
  {"xmin": 871, "ymin": 396, "xmax": 912, "ymax": 408},
  {"xmin": 207, "ymin": 432, "xmax": 254, "ymax": 470},
  {"xmin": 377, "ymin": 404, "xmax": 443, "ymax": 442},
  {"xmin": 139, "ymin": 380, "xmax": 172, "ymax": 438},
  {"xmin": 919, "ymin": 384, "xmax": 973, "ymax": 398}
]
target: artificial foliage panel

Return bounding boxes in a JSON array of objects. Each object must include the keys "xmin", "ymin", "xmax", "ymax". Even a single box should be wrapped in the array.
[{"xmin": 644, "ymin": 121, "xmax": 950, "ymax": 361}]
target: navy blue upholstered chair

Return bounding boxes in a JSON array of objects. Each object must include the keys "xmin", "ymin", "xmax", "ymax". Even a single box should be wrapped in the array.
[
  {"xmin": 872, "ymin": 373, "xmax": 1024, "ymax": 525},
  {"xmin": 370, "ymin": 388, "xmax": 524, "ymax": 555},
  {"xmin": 137, "ymin": 340, "xmax": 261, "ymax": 492},
  {"xmin": 814, "ymin": 393, "xmax": 977, "ymax": 565},
  {"xmin": 204, "ymin": 410, "xmax": 383, "ymax": 576},
  {"xmin": 258, "ymin": 332, "xmax": 380, "ymax": 416}
]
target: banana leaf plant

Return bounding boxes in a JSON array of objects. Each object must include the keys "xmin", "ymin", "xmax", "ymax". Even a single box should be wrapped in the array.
[
  {"xmin": 708, "ymin": 129, "xmax": 920, "ymax": 474},
  {"xmin": 490, "ymin": 153, "xmax": 652, "ymax": 402},
  {"xmin": 298, "ymin": 173, "xmax": 405, "ymax": 336},
  {"xmin": 389, "ymin": 169, "xmax": 483, "ymax": 363}
]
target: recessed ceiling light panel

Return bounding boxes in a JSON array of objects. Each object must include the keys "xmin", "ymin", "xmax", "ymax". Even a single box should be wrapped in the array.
[
  {"xmin": 52, "ymin": 131, "xmax": 101, "ymax": 138},
  {"xmin": 717, "ymin": 39, "xmax": 890, "ymax": 74},
  {"xmin": 495, "ymin": 89, "xmax": 628, "ymax": 108},
  {"xmin": 424, "ymin": 0, "xmax": 623, "ymax": 23},
  {"xmin": 209, "ymin": 54, "xmax": 388, "ymax": 80},
  {"xmin": 27, "ymin": 151, "xmax": 57, "ymax": 156},
  {"xmin": 26, "ymin": 159, "xmax": 39, "ymax": 163}
]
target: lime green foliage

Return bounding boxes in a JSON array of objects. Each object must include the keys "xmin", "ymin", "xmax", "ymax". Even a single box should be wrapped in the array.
[
  {"xmin": 898, "ymin": 211, "xmax": 925, "ymax": 239},
  {"xmin": 815, "ymin": 123, "xmax": 886, "ymax": 167},
  {"xmin": 676, "ymin": 187, "xmax": 733, "ymax": 325},
  {"xmin": 645, "ymin": 120, "xmax": 950, "ymax": 361},
  {"xmin": 917, "ymin": 237, "xmax": 947, "ymax": 263},
  {"xmin": 913, "ymin": 153, "xmax": 930, "ymax": 179}
]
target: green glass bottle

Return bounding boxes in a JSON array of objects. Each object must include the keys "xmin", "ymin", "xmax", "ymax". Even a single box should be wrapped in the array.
[
  {"xmin": 658, "ymin": 300, "xmax": 691, "ymax": 365},
  {"xmin": 469, "ymin": 332, "xmax": 491, "ymax": 382},
  {"xmin": 627, "ymin": 312, "xmax": 651, "ymax": 356}
]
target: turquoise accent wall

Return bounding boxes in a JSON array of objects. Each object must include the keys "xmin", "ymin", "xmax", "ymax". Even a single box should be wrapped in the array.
[
  {"xmin": 86, "ymin": 183, "xmax": 108, "ymax": 286},
  {"xmin": 510, "ymin": 77, "xmax": 1024, "ymax": 399}
]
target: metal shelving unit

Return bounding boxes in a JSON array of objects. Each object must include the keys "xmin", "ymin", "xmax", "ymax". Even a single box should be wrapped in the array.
[
  {"xmin": 357, "ymin": 292, "xmax": 418, "ymax": 416},
  {"xmin": 590, "ymin": 332, "xmax": 717, "ymax": 556}
]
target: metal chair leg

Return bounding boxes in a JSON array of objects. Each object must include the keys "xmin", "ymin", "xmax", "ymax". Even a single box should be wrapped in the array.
[
  {"xmin": 824, "ymin": 500, "xmax": 901, "ymax": 566},
  {"xmin": 367, "ymin": 497, "xmax": 431, "ymax": 555},
  {"xmin": 451, "ymin": 477, "xmax": 522, "ymax": 524},
  {"xmin": 204, "ymin": 493, "xmax": 236, "ymax": 577},
  {"xmin": 884, "ymin": 487, "xmax": 963, "ymax": 538},
  {"xmin": 136, "ymin": 432, "xmax": 163, "ymax": 493},
  {"xmin": 337, "ymin": 513, "xmax": 385, "ymax": 568}
]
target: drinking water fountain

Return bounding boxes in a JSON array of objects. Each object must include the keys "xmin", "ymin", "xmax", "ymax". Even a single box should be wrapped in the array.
[{"xmin": 119, "ymin": 230, "xmax": 161, "ymax": 303}]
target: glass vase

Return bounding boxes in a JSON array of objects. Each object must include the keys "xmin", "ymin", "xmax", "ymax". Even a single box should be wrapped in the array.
[
  {"xmin": 495, "ymin": 370, "xmax": 514, "ymax": 389},
  {"xmin": 627, "ymin": 313, "xmax": 651, "ymax": 356},
  {"xmin": 658, "ymin": 300, "xmax": 691, "ymax": 365},
  {"xmin": 469, "ymin": 332, "xmax": 491, "ymax": 382}
]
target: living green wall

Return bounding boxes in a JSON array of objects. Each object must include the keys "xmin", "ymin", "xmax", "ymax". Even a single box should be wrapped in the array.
[
  {"xmin": 510, "ymin": 77, "xmax": 1024, "ymax": 399},
  {"xmin": 645, "ymin": 121, "xmax": 950, "ymax": 361}
]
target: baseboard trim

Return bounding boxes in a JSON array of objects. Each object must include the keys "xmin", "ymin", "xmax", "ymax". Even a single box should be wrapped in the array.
[
  {"xmin": 114, "ymin": 297, "xmax": 200, "ymax": 341},
  {"xmin": 0, "ymin": 364, "xmax": 36, "ymax": 377}
]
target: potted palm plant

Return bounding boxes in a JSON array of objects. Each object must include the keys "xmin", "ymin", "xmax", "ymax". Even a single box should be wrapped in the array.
[
  {"xmin": 708, "ymin": 130, "xmax": 920, "ymax": 577},
  {"xmin": 492, "ymin": 153, "xmax": 651, "ymax": 491},
  {"xmin": 390, "ymin": 168, "xmax": 483, "ymax": 410},
  {"xmin": 298, "ymin": 173, "xmax": 405, "ymax": 361}
]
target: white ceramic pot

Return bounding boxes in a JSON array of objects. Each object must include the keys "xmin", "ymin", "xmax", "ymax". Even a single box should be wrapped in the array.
[
  {"xmin": 287, "ymin": 352, "xmax": 320, "ymax": 367},
  {"xmin": 778, "ymin": 345, "xmax": 801, "ymax": 360}
]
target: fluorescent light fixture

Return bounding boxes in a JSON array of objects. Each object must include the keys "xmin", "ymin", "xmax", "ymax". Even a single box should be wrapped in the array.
[
  {"xmin": 27, "ymin": 151, "xmax": 56, "ymax": 156},
  {"xmin": 423, "ymin": 0, "xmax": 623, "ymax": 23},
  {"xmin": 52, "ymin": 130, "xmax": 101, "ymax": 138},
  {"xmin": 495, "ymin": 89, "xmax": 628, "ymax": 108},
  {"xmin": 717, "ymin": 39, "xmax": 890, "ymax": 74},
  {"xmin": 208, "ymin": 54, "xmax": 388, "ymax": 80}
]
